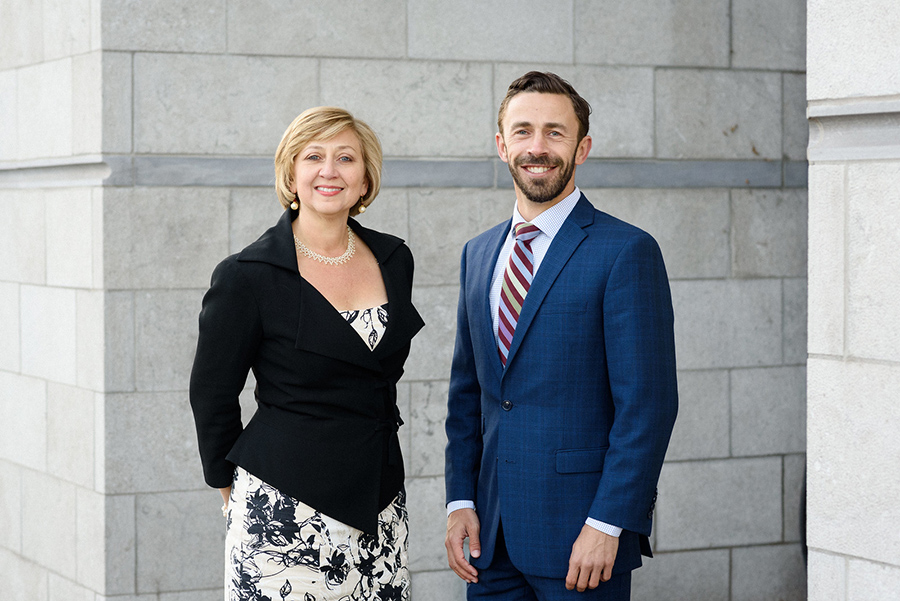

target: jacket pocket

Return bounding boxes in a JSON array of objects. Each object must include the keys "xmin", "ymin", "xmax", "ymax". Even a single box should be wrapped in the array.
[{"xmin": 555, "ymin": 447, "xmax": 608, "ymax": 474}]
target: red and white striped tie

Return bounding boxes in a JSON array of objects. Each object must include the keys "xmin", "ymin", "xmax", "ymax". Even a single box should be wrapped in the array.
[{"xmin": 498, "ymin": 222, "xmax": 541, "ymax": 366}]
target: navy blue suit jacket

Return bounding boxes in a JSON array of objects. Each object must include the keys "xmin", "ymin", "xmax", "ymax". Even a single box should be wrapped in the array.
[{"xmin": 445, "ymin": 194, "xmax": 678, "ymax": 577}]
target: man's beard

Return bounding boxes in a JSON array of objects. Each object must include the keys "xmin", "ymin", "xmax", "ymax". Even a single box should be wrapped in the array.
[{"xmin": 508, "ymin": 151, "xmax": 576, "ymax": 204}]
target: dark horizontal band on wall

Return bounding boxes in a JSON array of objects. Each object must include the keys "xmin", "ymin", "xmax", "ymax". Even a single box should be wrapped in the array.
[{"xmin": 0, "ymin": 155, "xmax": 808, "ymax": 189}]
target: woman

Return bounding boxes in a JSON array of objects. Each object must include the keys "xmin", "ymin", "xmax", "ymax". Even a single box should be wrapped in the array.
[{"xmin": 190, "ymin": 107, "xmax": 424, "ymax": 601}]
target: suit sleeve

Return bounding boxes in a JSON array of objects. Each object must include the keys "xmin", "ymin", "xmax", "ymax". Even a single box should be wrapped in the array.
[
  {"xmin": 589, "ymin": 231, "xmax": 678, "ymax": 535},
  {"xmin": 444, "ymin": 241, "xmax": 484, "ymax": 504},
  {"xmin": 189, "ymin": 257, "xmax": 262, "ymax": 489}
]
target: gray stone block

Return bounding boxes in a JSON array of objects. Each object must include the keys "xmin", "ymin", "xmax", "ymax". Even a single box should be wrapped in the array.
[
  {"xmin": 411, "ymin": 569, "xmax": 466, "ymax": 601},
  {"xmin": 104, "ymin": 187, "xmax": 229, "ymax": 289},
  {"xmin": 321, "ymin": 59, "xmax": 494, "ymax": 158},
  {"xmin": 229, "ymin": 188, "xmax": 287, "ymax": 254},
  {"xmin": 133, "ymin": 54, "xmax": 317, "ymax": 155},
  {"xmin": 731, "ymin": 366, "xmax": 806, "ymax": 456},
  {"xmin": 0, "ymin": 0, "xmax": 42, "ymax": 70},
  {"xmin": 783, "ymin": 278, "xmax": 807, "ymax": 365},
  {"xmin": 134, "ymin": 289, "xmax": 203, "ymax": 392},
  {"xmin": 807, "ymin": 165, "xmax": 844, "ymax": 356},
  {"xmin": 22, "ymin": 471, "xmax": 78, "ymax": 578},
  {"xmin": 407, "ymin": 188, "xmax": 511, "ymax": 287},
  {"xmin": 136, "ymin": 491, "xmax": 225, "ymax": 593},
  {"xmin": 47, "ymin": 383, "xmax": 95, "ymax": 489},
  {"xmin": 409, "ymin": 381, "xmax": 449, "ymax": 478},
  {"xmin": 656, "ymin": 69, "xmax": 782, "ymax": 160},
  {"xmin": 0, "ymin": 282, "xmax": 20, "ymax": 372},
  {"xmin": 406, "ymin": 476, "xmax": 449, "ymax": 572},
  {"xmin": 847, "ymin": 162, "xmax": 900, "ymax": 363},
  {"xmin": 632, "ymin": 549, "xmax": 729, "ymax": 601},
  {"xmin": 669, "ymin": 279, "xmax": 783, "ymax": 370},
  {"xmin": 410, "ymin": 0, "xmax": 571, "ymax": 62},
  {"xmin": 847, "ymin": 559, "xmax": 900, "ymax": 601},
  {"xmin": 228, "ymin": 1, "xmax": 406, "ymax": 58},
  {"xmin": 76, "ymin": 289, "xmax": 105, "ymax": 391},
  {"xmin": 17, "ymin": 58, "xmax": 73, "ymax": 159},
  {"xmin": 732, "ymin": 0, "xmax": 806, "ymax": 70},
  {"xmin": 783, "ymin": 74, "xmax": 809, "ymax": 162},
  {"xmin": 0, "ymin": 547, "xmax": 49, "ymax": 601},
  {"xmin": 575, "ymin": 159, "xmax": 784, "ymax": 189},
  {"xmin": 807, "ymin": 358, "xmax": 900, "ymax": 565},
  {"xmin": 74, "ymin": 487, "xmax": 105, "ymax": 592},
  {"xmin": 105, "ymin": 291, "xmax": 135, "ymax": 392},
  {"xmin": 21, "ymin": 284, "xmax": 78, "ymax": 385},
  {"xmin": 733, "ymin": 544, "xmax": 807, "ymax": 601},
  {"xmin": 575, "ymin": 0, "xmax": 729, "ymax": 67},
  {"xmin": 587, "ymin": 188, "xmax": 730, "ymax": 279},
  {"xmin": 48, "ymin": 573, "xmax": 94, "ymax": 601},
  {"xmin": 103, "ymin": 0, "xmax": 226, "ymax": 52},
  {"xmin": 134, "ymin": 156, "xmax": 273, "ymax": 187},
  {"xmin": 382, "ymin": 160, "xmax": 495, "ymax": 189},
  {"xmin": 406, "ymin": 286, "xmax": 460, "ymax": 381},
  {"xmin": 0, "ymin": 70, "xmax": 17, "ymax": 160},
  {"xmin": 0, "ymin": 189, "xmax": 46, "ymax": 284},
  {"xmin": 159, "ymin": 591, "xmax": 225, "ymax": 601},
  {"xmin": 46, "ymin": 188, "xmax": 94, "ymax": 287},
  {"xmin": 807, "ymin": 0, "xmax": 900, "ymax": 100},
  {"xmin": 783, "ymin": 453, "xmax": 805, "ymax": 543},
  {"xmin": 355, "ymin": 188, "xmax": 410, "ymax": 242},
  {"xmin": 732, "ymin": 189, "xmax": 808, "ymax": 278},
  {"xmin": 665, "ymin": 370, "xmax": 729, "ymax": 461},
  {"xmin": 103, "ymin": 493, "xmax": 138, "ymax": 594},
  {"xmin": 102, "ymin": 52, "xmax": 133, "ymax": 154},
  {"xmin": 655, "ymin": 457, "xmax": 783, "ymax": 550},
  {"xmin": 43, "ymin": 0, "xmax": 92, "ymax": 60},
  {"xmin": 492, "ymin": 64, "xmax": 655, "ymax": 159},
  {"xmin": 71, "ymin": 52, "xmax": 101, "ymax": 156},
  {"xmin": 0, "ymin": 461, "xmax": 22, "ymax": 552},
  {"xmin": 0, "ymin": 372, "xmax": 47, "ymax": 471},
  {"xmin": 807, "ymin": 551, "xmax": 846, "ymax": 601},
  {"xmin": 105, "ymin": 391, "xmax": 206, "ymax": 494}
]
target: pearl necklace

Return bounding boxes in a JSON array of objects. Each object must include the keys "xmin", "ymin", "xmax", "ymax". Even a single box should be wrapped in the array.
[{"xmin": 293, "ymin": 226, "xmax": 356, "ymax": 266}]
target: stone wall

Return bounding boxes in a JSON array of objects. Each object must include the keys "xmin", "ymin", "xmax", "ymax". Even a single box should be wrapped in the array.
[
  {"xmin": 0, "ymin": 1, "xmax": 808, "ymax": 599},
  {"xmin": 806, "ymin": 0, "xmax": 900, "ymax": 597}
]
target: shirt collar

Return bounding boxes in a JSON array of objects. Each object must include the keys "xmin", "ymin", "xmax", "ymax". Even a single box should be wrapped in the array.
[{"xmin": 510, "ymin": 187, "xmax": 581, "ymax": 242}]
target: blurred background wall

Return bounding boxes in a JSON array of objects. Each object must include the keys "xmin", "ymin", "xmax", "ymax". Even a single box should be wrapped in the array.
[
  {"xmin": 0, "ymin": 1, "xmax": 814, "ymax": 599},
  {"xmin": 805, "ymin": 0, "xmax": 900, "ymax": 599}
]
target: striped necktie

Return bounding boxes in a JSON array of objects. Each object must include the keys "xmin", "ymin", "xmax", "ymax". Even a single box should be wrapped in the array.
[{"xmin": 498, "ymin": 222, "xmax": 541, "ymax": 366}]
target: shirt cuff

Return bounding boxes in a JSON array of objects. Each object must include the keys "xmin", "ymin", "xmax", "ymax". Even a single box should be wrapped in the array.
[
  {"xmin": 447, "ymin": 500, "xmax": 476, "ymax": 516},
  {"xmin": 585, "ymin": 518, "xmax": 622, "ymax": 537}
]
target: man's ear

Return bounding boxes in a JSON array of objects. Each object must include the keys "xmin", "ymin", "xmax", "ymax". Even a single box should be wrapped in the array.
[
  {"xmin": 495, "ymin": 132, "xmax": 509, "ymax": 163},
  {"xmin": 574, "ymin": 135, "xmax": 592, "ymax": 165}
]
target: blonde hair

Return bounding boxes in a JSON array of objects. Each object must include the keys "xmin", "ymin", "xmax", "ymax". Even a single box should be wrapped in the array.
[{"xmin": 274, "ymin": 107, "xmax": 383, "ymax": 216}]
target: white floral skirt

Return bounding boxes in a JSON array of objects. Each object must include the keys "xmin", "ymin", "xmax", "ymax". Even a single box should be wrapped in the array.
[{"xmin": 225, "ymin": 467, "xmax": 409, "ymax": 601}]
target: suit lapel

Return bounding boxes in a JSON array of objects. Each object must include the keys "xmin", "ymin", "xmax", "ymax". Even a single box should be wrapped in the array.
[
  {"xmin": 241, "ymin": 210, "xmax": 421, "ymax": 372},
  {"xmin": 502, "ymin": 196, "xmax": 594, "ymax": 373}
]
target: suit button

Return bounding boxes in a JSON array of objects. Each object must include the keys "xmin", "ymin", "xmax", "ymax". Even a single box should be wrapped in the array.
[{"xmin": 501, "ymin": 400, "xmax": 513, "ymax": 411}]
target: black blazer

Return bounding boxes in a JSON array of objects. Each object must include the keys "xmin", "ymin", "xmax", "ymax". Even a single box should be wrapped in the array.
[{"xmin": 189, "ymin": 208, "xmax": 424, "ymax": 533}]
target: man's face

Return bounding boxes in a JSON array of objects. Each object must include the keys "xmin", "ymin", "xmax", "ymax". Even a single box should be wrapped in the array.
[{"xmin": 496, "ymin": 92, "xmax": 591, "ymax": 205}]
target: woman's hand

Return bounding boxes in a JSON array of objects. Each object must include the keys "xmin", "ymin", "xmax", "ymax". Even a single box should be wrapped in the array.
[{"xmin": 219, "ymin": 486, "xmax": 232, "ymax": 516}]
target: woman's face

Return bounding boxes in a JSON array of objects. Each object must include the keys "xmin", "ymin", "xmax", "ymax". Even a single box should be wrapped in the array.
[{"xmin": 291, "ymin": 128, "xmax": 368, "ymax": 219}]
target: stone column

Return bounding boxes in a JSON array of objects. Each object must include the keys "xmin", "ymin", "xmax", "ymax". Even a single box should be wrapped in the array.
[{"xmin": 807, "ymin": 0, "xmax": 900, "ymax": 597}]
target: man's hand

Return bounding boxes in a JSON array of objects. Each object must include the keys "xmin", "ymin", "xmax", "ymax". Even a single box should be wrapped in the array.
[
  {"xmin": 445, "ymin": 508, "xmax": 481, "ymax": 583},
  {"xmin": 565, "ymin": 525, "xmax": 619, "ymax": 591}
]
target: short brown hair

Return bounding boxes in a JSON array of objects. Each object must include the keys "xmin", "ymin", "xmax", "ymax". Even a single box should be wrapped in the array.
[
  {"xmin": 274, "ymin": 106, "xmax": 382, "ymax": 216},
  {"xmin": 497, "ymin": 71, "xmax": 591, "ymax": 142}
]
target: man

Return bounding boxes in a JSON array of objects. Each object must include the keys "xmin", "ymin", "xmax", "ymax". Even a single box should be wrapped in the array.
[{"xmin": 444, "ymin": 71, "xmax": 678, "ymax": 600}]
